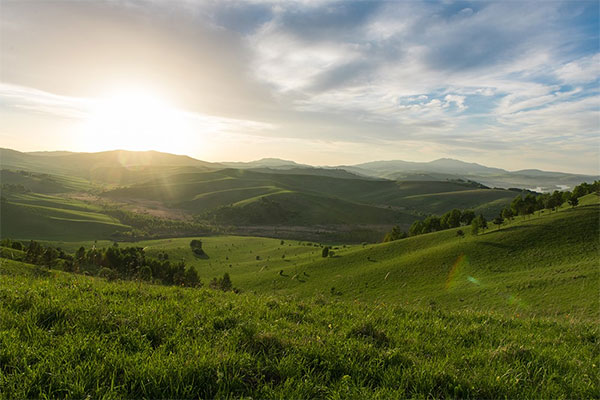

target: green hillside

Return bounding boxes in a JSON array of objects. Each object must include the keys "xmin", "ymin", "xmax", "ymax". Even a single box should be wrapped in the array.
[
  {"xmin": 26, "ymin": 195, "xmax": 597, "ymax": 321},
  {"xmin": 399, "ymin": 189, "xmax": 516, "ymax": 215},
  {"xmin": 1, "ymin": 169, "xmax": 94, "ymax": 193},
  {"xmin": 0, "ymin": 148, "xmax": 218, "ymax": 185},
  {"xmin": 102, "ymin": 169, "xmax": 515, "ymax": 227},
  {"xmin": 1, "ymin": 258, "xmax": 597, "ymax": 399},
  {"xmin": 120, "ymin": 196, "xmax": 599, "ymax": 321},
  {"xmin": 0, "ymin": 195, "xmax": 129, "ymax": 241}
]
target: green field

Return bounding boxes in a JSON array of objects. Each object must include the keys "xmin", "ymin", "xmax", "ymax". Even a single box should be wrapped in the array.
[
  {"xmin": 115, "ymin": 195, "xmax": 595, "ymax": 321},
  {"xmin": 0, "ymin": 259, "xmax": 597, "ymax": 399},
  {"xmin": 2, "ymin": 164, "xmax": 522, "ymax": 242},
  {"xmin": 16, "ymin": 193, "xmax": 598, "ymax": 322},
  {"xmin": 0, "ymin": 194, "xmax": 129, "ymax": 241}
]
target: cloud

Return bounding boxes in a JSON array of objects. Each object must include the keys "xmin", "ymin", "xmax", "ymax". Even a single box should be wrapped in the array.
[{"xmin": 1, "ymin": 0, "xmax": 598, "ymax": 173}]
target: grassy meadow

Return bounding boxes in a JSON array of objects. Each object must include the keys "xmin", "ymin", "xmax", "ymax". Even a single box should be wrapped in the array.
[
  {"xmin": 1, "ymin": 259, "xmax": 598, "ymax": 399},
  {"xmin": 55, "ymin": 194, "xmax": 594, "ymax": 321}
]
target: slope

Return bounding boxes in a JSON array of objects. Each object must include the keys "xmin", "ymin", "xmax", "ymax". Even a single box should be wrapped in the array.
[
  {"xmin": 124, "ymin": 195, "xmax": 599, "ymax": 320},
  {"xmin": 0, "ymin": 194, "xmax": 129, "ymax": 241},
  {"xmin": 1, "ymin": 258, "xmax": 596, "ymax": 399},
  {"xmin": 0, "ymin": 148, "xmax": 220, "ymax": 185}
]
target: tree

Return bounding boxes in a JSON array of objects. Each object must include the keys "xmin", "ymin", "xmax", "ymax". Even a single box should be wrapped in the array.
[
  {"xmin": 173, "ymin": 261, "xmax": 186, "ymax": 285},
  {"xmin": 441, "ymin": 209, "xmax": 462, "ymax": 229},
  {"xmin": 25, "ymin": 240, "xmax": 44, "ymax": 264},
  {"xmin": 219, "ymin": 273, "xmax": 233, "ymax": 291},
  {"xmin": 184, "ymin": 267, "xmax": 201, "ymax": 287},
  {"xmin": 422, "ymin": 215, "xmax": 442, "ymax": 233},
  {"xmin": 409, "ymin": 220, "xmax": 424, "ymax": 236},
  {"xmin": 471, "ymin": 214, "xmax": 487, "ymax": 235},
  {"xmin": 460, "ymin": 210, "xmax": 476, "ymax": 225},
  {"xmin": 568, "ymin": 196, "xmax": 579, "ymax": 208},
  {"xmin": 42, "ymin": 247, "xmax": 58, "ymax": 269},
  {"xmin": 511, "ymin": 195, "xmax": 526, "ymax": 216},
  {"xmin": 383, "ymin": 226, "xmax": 407, "ymax": 242},
  {"xmin": 550, "ymin": 190, "xmax": 564, "ymax": 210},
  {"xmin": 190, "ymin": 239, "xmax": 204, "ymax": 255},
  {"xmin": 523, "ymin": 194, "xmax": 537, "ymax": 216},
  {"xmin": 501, "ymin": 207, "xmax": 514, "ymax": 221},
  {"xmin": 75, "ymin": 246, "xmax": 86, "ymax": 267},
  {"xmin": 492, "ymin": 215, "xmax": 504, "ymax": 228}
]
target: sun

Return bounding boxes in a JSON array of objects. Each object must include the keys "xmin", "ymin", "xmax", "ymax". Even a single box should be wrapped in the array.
[{"xmin": 82, "ymin": 89, "xmax": 191, "ymax": 153}]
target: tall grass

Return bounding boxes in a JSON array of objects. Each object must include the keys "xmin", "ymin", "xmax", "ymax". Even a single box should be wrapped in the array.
[{"xmin": 0, "ymin": 259, "xmax": 597, "ymax": 399}]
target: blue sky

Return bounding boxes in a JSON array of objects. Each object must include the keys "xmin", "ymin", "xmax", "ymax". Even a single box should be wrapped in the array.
[{"xmin": 1, "ymin": 0, "xmax": 598, "ymax": 174}]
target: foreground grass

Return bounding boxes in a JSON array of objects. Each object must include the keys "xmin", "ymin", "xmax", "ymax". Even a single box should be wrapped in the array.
[{"xmin": 1, "ymin": 259, "xmax": 598, "ymax": 399}]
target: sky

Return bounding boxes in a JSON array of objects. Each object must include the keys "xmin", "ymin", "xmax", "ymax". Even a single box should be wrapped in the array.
[{"xmin": 1, "ymin": 0, "xmax": 598, "ymax": 174}]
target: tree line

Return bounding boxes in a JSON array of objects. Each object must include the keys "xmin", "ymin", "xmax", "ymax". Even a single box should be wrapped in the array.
[
  {"xmin": 383, "ymin": 181, "xmax": 598, "ymax": 241},
  {"xmin": 0, "ymin": 238, "xmax": 236, "ymax": 292}
]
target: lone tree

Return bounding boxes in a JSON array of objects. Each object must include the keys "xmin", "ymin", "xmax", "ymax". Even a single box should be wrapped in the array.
[
  {"xmin": 190, "ymin": 239, "xmax": 206, "ymax": 257},
  {"xmin": 471, "ymin": 214, "xmax": 488, "ymax": 235}
]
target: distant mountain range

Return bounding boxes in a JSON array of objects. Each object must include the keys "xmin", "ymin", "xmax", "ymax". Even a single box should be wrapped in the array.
[{"xmin": 1, "ymin": 148, "xmax": 596, "ymax": 191}]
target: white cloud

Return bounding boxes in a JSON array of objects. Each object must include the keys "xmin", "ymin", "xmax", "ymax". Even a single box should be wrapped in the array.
[{"xmin": 555, "ymin": 54, "xmax": 600, "ymax": 84}]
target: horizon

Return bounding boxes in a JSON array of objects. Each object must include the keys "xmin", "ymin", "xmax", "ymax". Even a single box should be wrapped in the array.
[
  {"xmin": 1, "ymin": 1, "xmax": 599, "ymax": 175},
  {"xmin": 3, "ymin": 145, "xmax": 597, "ymax": 176}
]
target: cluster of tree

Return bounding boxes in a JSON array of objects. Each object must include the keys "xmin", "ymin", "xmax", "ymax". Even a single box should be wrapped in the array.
[
  {"xmin": 72, "ymin": 244, "xmax": 202, "ymax": 287},
  {"xmin": 486, "ymin": 181, "xmax": 599, "ymax": 229},
  {"xmin": 1, "ymin": 239, "xmax": 205, "ymax": 288},
  {"xmin": 1, "ymin": 239, "xmax": 72, "ymax": 268},
  {"xmin": 383, "ymin": 209, "xmax": 475, "ymax": 242},
  {"xmin": 384, "ymin": 181, "xmax": 598, "ymax": 242},
  {"xmin": 500, "ymin": 181, "xmax": 599, "ymax": 220},
  {"xmin": 104, "ymin": 208, "xmax": 214, "ymax": 240},
  {"xmin": 383, "ymin": 208, "xmax": 478, "ymax": 241},
  {"xmin": 409, "ymin": 209, "xmax": 477, "ymax": 237}
]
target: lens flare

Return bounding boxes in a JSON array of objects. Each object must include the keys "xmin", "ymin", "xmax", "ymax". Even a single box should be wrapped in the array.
[{"xmin": 445, "ymin": 254, "xmax": 469, "ymax": 290}]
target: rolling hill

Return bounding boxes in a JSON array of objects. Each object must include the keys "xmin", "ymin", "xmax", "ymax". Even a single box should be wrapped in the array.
[
  {"xmin": 1, "ymin": 189, "xmax": 596, "ymax": 398},
  {"xmin": 0, "ymin": 148, "xmax": 220, "ymax": 185},
  {"xmin": 47, "ymin": 193, "xmax": 596, "ymax": 321},
  {"xmin": 2, "ymin": 148, "xmax": 594, "ymax": 243},
  {"xmin": 349, "ymin": 158, "xmax": 597, "ymax": 191}
]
